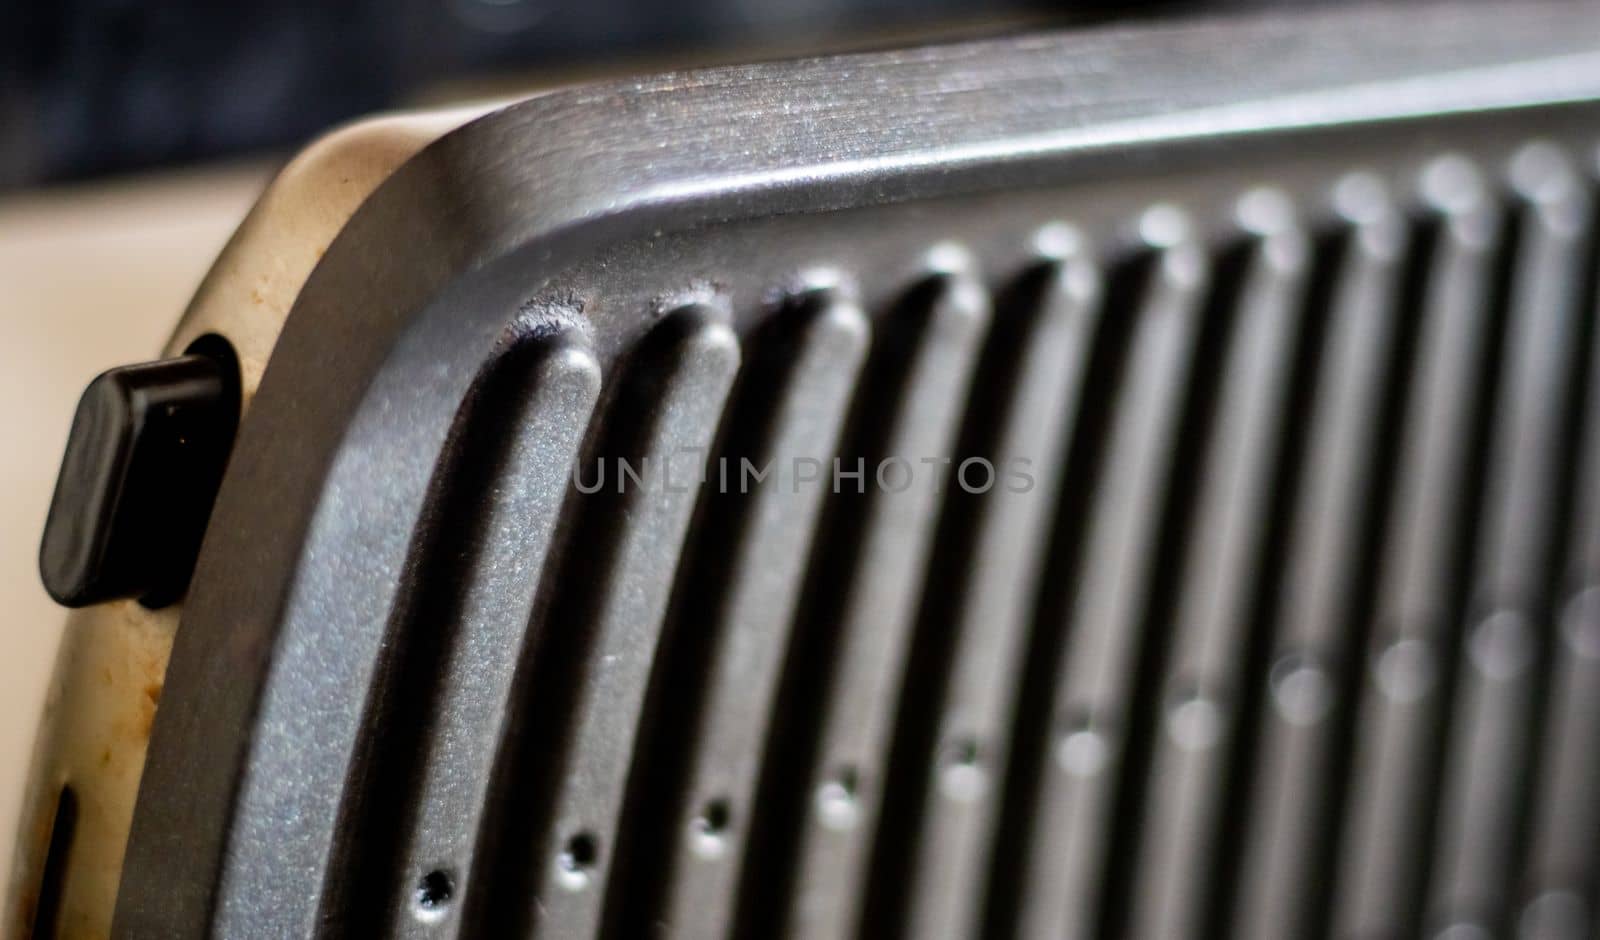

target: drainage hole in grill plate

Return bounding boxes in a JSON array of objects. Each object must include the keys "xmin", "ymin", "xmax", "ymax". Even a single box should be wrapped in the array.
[
  {"xmin": 815, "ymin": 767, "xmax": 860, "ymax": 830},
  {"xmin": 556, "ymin": 832, "xmax": 600, "ymax": 891},
  {"xmin": 412, "ymin": 869, "xmax": 454, "ymax": 922},
  {"xmin": 937, "ymin": 736, "xmax": 988, "ymax": 802},
  {"xmin": 691, "ymin": 799, "xmax": 733, "ymax": 859}
]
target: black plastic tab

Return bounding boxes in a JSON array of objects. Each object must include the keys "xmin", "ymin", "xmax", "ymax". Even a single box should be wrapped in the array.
[{"xmin": 39, "ymin": 344, "xmax": 240, "ymax": 608}]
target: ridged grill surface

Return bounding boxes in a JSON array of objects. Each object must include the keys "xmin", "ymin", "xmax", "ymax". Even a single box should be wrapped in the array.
[
  {"xmin": 331, "ymin": 140, "xmax": 1600, "ymax": 940},
  {"xmin": 110, "ymin": 10, "xmax": 1600, "ymax": 938}
]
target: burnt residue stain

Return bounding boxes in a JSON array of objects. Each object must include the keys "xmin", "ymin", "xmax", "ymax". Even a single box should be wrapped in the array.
[{"xmin": 138, "ymin": 682, "xmax": 162, "ymax": 741}]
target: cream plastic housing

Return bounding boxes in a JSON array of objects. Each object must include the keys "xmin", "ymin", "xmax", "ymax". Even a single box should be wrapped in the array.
[{"xmin": 5, "ymin": 104, "xmax": 490, "ymax": 940}]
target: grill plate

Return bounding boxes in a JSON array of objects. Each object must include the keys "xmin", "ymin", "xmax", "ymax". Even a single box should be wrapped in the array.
[{"xmin": 114, "ymin": 5, "xmax": 1600, "ymax": 938}]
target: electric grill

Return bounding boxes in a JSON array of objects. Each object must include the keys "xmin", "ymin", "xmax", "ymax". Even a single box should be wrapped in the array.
[{"xmin": 11, "ymin": 3, "xmax": 1600, "ymax": 938}]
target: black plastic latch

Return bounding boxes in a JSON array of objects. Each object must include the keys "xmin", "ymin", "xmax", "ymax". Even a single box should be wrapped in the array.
[{"xmin": 39, "ymin": 345, "xmax": 240, "ymax": 608}]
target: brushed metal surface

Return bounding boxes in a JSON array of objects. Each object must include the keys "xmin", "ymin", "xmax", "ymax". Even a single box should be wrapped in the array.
[
  {"xmin": 1124, "ymin": 199, "xmax": 1311, "ymax": 940},
  {"xmin": 886, "ymin": 240, "xmax": 1104, "ymax": 940},
  {"xmin": 514, "ymin": 308, "xmax": 741, "ymax": 938},
  {"xmin": 1333, "ymin": 162, "xmax": 1506, "ymax": 940},
  {"xmin": 641, "ymin": 291, "xmax": 869, "ymax": 940},
  {"xmin": 1015, "ymin": 221, "xmax": 1212, "ymax": 940},
  {"xmin": 1227, "ymin": 189, "xmax": 1412, "ymax": 940},
  {"xmin": 388, "ymin": 332, "xmax": 603, "ymax": 940},
  {"xmin": 1427, "ymin": 145, "xmax": 1593, "ymax": 938},
  {"xmin": 759, "ymin": 266, "xmax": 989, "ymax": 940}
]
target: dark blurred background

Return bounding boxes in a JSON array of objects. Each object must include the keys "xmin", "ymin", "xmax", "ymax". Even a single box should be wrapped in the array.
[
  {"xmin": 0, "ymin": 0, "xmax": 1179, "ymax": 190},
  {"xmin": 7, "ymin": 0, "xmax": 1360, "ymax": 191}
]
